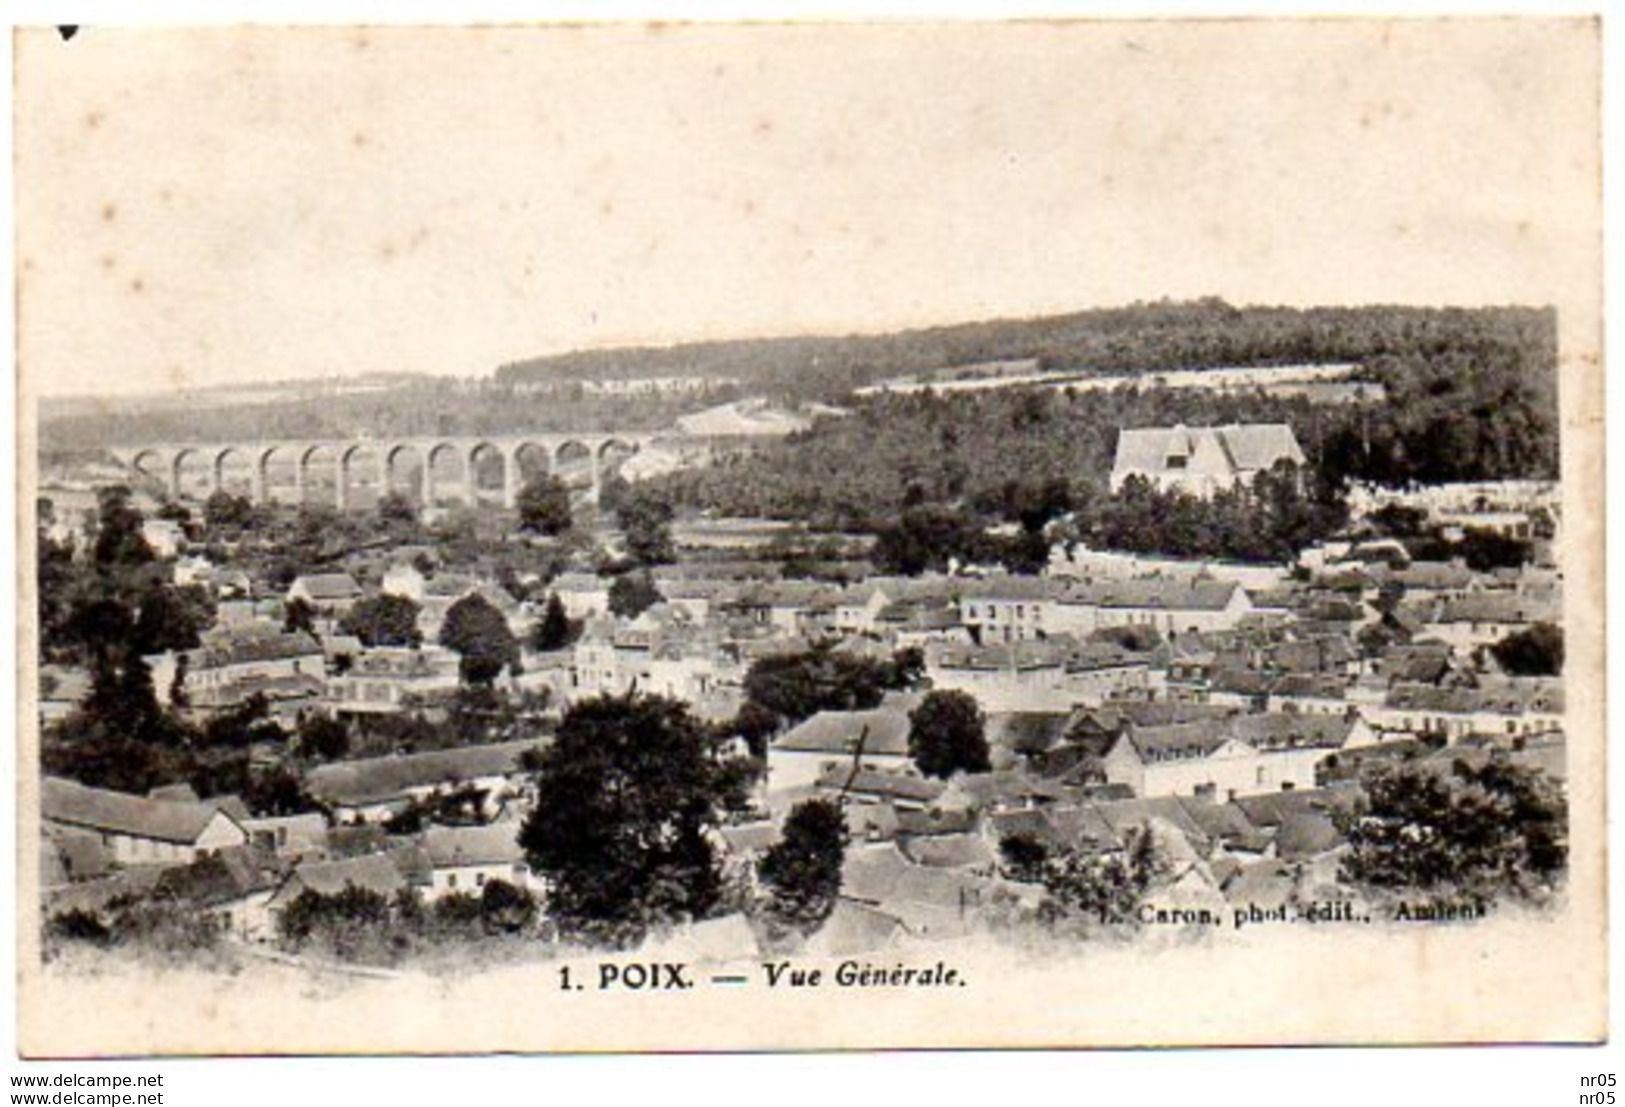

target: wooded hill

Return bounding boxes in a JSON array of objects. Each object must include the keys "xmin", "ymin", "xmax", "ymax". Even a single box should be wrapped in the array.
[{"xmin": 496, "ymin": 298, "xmax": 1557, "ymax": 405}]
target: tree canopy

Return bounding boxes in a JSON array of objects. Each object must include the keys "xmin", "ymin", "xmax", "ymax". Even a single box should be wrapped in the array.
[
  {"xmin": 340, "ymin": 593, "xmax": 424, "ymax": 649},
  {"xmin": 618, "ymin": 488, "xmax": 676, "ymax": 566},
  {"xmin": 1340, "ymin": 758, "xmax": 1566, "ymax": 902},
  {"xmin": 516, "ymin": 474, "xmax": 573, "ymax": 536},
  {"xmin": 757, "ymin": 798, "xmax": 848, "ymax": 942},
  {"xmin": 907, "ymin": 690, "xmax": 991, "ymax": 779},
  {"xmin": 517, "ymin": 692, "xmax": 745, "ymax": 944},
  {"xmin": 742, "ymin": 644, "xmax": 920, "ymax": 727},
  {"xmin": 607, "ymin": 570, "xmax": 661, "ymax": 620},
  {"xmin": 529, "ymin": 593, "xmax": 577, "ymax": 652},
  {"xmin": 1489, "ymin": 623, "xmax": 1563, "ymax": 677},
  {"xmin": 438, "ymin": 592, "xmax": 519, "ymax": 686}
]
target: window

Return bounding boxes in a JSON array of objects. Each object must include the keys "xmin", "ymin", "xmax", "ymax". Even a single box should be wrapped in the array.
[
  {"xmin": 1166, "ymin": 455, "xmax": 1188, "ymax": 470},
  {"xmin": 447, "ymin": 874, "xmax": 457, "ymax": 888},
  {"xmin": 1255, "ymin": 767, "xmax": 1268, "ymax": 785},
  {"xmin": 476, "ymin": 873, "xmax": 486, "ymax": 887}
]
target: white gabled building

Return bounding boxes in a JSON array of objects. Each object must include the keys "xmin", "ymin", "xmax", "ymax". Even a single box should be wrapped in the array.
[
  {"xmin": 1102, "ymin": 714, "xmax": 1367, "ymax": 801},
  {"xmin": 1111, "ymin": 423, "xmax": 1306, "ymax": 498},
  {"xmin": 1047, "ymin": 579, "xmax": 1253, "ymax": 638},
  {"xmin": 42, "ymin": 777, "xmax": 248, "ymax": 866},
  {"xmin": 421, "ymin": 822, "xmax": 545, "ymax": 902}
]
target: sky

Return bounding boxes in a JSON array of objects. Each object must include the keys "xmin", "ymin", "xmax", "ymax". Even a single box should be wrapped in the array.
[{"xmin": 15, "ymin": 19, "xmax": 1601, "ymax": 397}]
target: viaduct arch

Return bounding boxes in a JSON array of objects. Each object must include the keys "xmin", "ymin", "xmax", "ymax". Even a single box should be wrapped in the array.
[{"xmin": 108, "ymin": 433, "xmax": 653, "ymax": 512}]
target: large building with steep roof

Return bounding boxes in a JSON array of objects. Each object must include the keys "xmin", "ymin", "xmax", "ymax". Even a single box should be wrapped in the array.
[{"xmin": 1111, "ymin": 423, "xmax": 1306, "ymax": 497}]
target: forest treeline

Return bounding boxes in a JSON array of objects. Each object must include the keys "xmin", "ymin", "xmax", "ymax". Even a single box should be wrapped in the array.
[
  {"xmin": 498, "ymin": 298, "xmax": 1556, "ymax": 404},
  {"xmin": 649, "ymin": 347, "xmax": 1556, "ymax": 539}
]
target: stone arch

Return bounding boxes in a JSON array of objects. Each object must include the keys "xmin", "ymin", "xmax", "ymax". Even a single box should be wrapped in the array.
[
  {"xmin": 385, "ymin": 442, "xmax": 428, "ymax": 504},
  {"xmin": 596, "ymin": 437, "xmax": 640, "ymax": 481},
  {"xmin": 596, "ymin": 436, "xmax": 639, "ymax": 463},
  {"xmin": 467, "ymin": 441, "xmax": 507, "ymax": 506},
  {"xmin": 425, "ymin": 441, "xmax": 468, "ymax": 506},
  {"xmin": 213, "ymin": 446, "xmax": 254, "ymax": 499},
  {"xmin": 257, "ymin": 445, "xmax": 295, "ymax": 503},
  {"xmin": 339, "ymin": 443, "xmax": 384, "ymax": 512},
  {"xmin": 554, "ymin": 439, "xmax": 592, "ymax": 470},
  {"xmin": 130, "ymin": 449, "xmax": 169, "ymax": 496},
  {"xmin": 298, "ymin": 443, "xmax": 339, "ymax": 507},
  {"xmin": 171, "ymin": 448, "xmax": 208, "ymax": 501},
  {"xmin": 511, "ymin": 441, "xmax": 551, "ymax": 483}
]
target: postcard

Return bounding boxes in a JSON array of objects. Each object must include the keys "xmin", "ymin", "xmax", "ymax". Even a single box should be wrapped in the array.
[{"xmin": 15, "ymin": 17, "xmax": 1604, "ymax": 1055}]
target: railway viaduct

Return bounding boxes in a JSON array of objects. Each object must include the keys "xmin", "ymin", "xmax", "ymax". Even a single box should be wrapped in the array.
[{"xmin": 106, "ymin": 432, "xmax": 657, "ymax": 511}]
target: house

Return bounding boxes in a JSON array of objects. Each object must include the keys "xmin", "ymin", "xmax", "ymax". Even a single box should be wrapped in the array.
[
  {"xmin": 655, "ymin": 578, "xmax": 739, "ymax": 624},
  {"xmin": 264, "ymin": 853, "xmax": 408, "ymax": 935},
  {"xmin": 1369, "ymin": 681, "xmax": 1564, "ymax": 744},
  {"xmin": 727, "ymin": 581, "xmax": 842, "ymax": 637},
  {"xmin": 420, "ymin": 822, "xmax": 542, "ymax": 902},
  {"xmin": 813, "ymin": 766, "xmax": 946, "ymax": 810},
  {"xmin": 147, "ymin": 622, "xmax": 326, "ymax": 716},
  {"xmin": 874, "ymin": 598, "xmax": 970, "ymax": 648},
  {"xmin": 1111, "ymin": 423, "xmax": 1306, "ymax": 497},
  {"xmin": 1421, "ymin": 593, "xmax": 1558, "ymax": 650},
  {"xmin": 304, "ymin": 740, "xmax": 543, "ymax": 824},
  {"xmin": 550, "ymin": 573, "xmax": 613, "ymax": 620},
  {"xmin": 958, "ymin": 575, "xmax": 1062, "ymax": 644},
  {"xmin": 324, "ymin": 646, "xmax": 461, "ymax": 717},
  {"xmin": 287, "ymin": 573, "xmax": 363, "ymax": 614},
  {"xmin": 1048, "ymin": 579, "xmax": 1254, "ymax": 638},
  {"xmin": 839, "ymin": 845, "xmax": 1015, "ymax": 939},
  {"xmin": 770, "ymin": 700, "xmax": 920, "ymax": 791},
  {"xmin": 924, "ymin": 639, "xmax": 1073, "ymax": 713},
  {"xmin": 42, "ymin": 776, "xmax": 248, "ymax": 866},
  {"xmin": 1100, "ymin": 713, "xmax": 1359, "ymax": 801},
  {"xmin": 241, "ymin": 812, "xmax": 329, "ymax": 858},
  {"xmin": 1059, "ymin": 640, "xmax": 1157, "ymax": 703},
  {"xmin": 141, "ymin": 518, "xmax": 186, "ymax": 558},
  {"xmin": 380, "ymin": 561, "xmax": 428, "ymax": 601},
  {"xmin": 152, "ymin": 846, "xmax": 284, "ymax": 940}
]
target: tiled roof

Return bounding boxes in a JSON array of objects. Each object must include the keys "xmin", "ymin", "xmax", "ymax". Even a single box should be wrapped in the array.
[
  {"xmin": 43, "ymin": 777, "xmax": 238, "ymax": 845},
  {"xmin": 814, "ymin": 767, "xmax": 944, "ymax": 805},
  {"xmin": 1058, "ymin": 578, "xmax": 1241, "ymax": 612},
  {"xmin": 185, "ymin": 624, "xmax": 323, "ymax": 669},
  {"xmin": 1114, "ymin": 424, "xmax": 1304, "ymax": 477},
  {"xmin": 1122, "ymin": 722, "xmax": 1233, "ymax": 762},
  {"xmin": 776, "ymin": 707, "xmax": 913, "ymax": 757},
  {"xmin": 422, "ymin": 823, "xmax": 526, "ymax": 868},
  {"xmin": 291, "ymin": 573, "xmax": 361, "ymax": 600},
  {"xmin": 270, "ymin": 853, "xmax": 405, "ymax": 909},
  {"xmin": 305, "ymin": 740, "xmax": 542, "ymax": 807}
]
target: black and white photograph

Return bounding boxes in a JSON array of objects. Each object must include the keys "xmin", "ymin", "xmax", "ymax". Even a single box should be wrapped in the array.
[{"xmin": 11, "ymin": 14, "xmax": 1605, "ymax": 1060}]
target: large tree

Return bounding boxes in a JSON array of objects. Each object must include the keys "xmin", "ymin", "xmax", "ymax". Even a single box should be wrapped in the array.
[
  {"xmin": 607, "ymin": 570, "xmax": 661, "ymax": 620},
  {"xmin": 132, "ymin": 582, "xmax": 215, "ymax": 655},
  {"xmin": 757, "ymin": 798, "xmax": 848, "ymax": 940},
  {"xmin": 1340, "ymin": 758, "xmax": 1566, "ymax": 901},
  {"xmin": 91, "ymin": 485, "xmax": 154, "ymax": 571},
  {"xmin": 340, "ymin": 594, "xmax": 424, "ymax": 648},
  {"xmin": 203, "ymin": 490, "xmax": 255, "ymax": 532},
  {"xmin": 742, "ymin": 645, "xmax": 919, "ymax": 727},
  {"xmin": 618, "ymin": 488, "xmax": 676, "ymax": 566},
  {"xmin": 1489, "ymin": 622, "xmax": 1563, "ymax": 677},
  {"xmin": 529, "ymin": 592, "xmax": 576, "ymax": 652},
  {"xmin": 907, "ymin": 689, "xmax": 991, "ymax": 779},
  {"xmin": 516, "ymin": 474, "xmax": 573, "ymax": 536},
  {"xmin": 518, "ymin": 692, "xmax": 740, "ymax": 944},
  {"xmin": 438, "ymin": 592, "xmax": 519, "ymax": 686}
]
